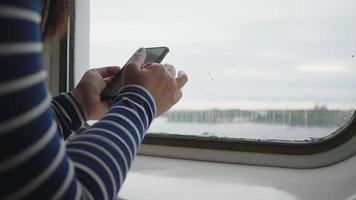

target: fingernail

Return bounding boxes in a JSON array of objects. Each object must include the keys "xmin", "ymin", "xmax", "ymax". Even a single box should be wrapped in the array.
[
  {"xmin": 135, "ymin": 47, "xmax": 146, "ymax": 57},
  {"xmin": 178, "ymin": 71, "xmax": 186, "ymax": 76}
]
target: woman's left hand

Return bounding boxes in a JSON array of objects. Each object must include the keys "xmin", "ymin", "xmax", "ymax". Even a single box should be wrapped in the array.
[{"xmin": 71, "ymin": 66, "xmax": 120, "ymax": 120}]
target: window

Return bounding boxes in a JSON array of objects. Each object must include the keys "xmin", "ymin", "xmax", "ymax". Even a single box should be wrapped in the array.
[{"xmin": 89, "ymin": 0, "xmax": 356, "ymax": 143}]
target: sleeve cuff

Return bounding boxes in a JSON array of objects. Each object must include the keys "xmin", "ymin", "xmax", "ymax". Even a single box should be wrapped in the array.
[
  {"xmin": 52, "ymin": 93, "xmax": 86, "ymax": 133},
  {"xmin": 116, "ymin": 85, "xmax": 157, "ymax": 123}
]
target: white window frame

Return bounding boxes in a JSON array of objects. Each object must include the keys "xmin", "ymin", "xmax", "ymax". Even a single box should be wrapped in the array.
[{"xmin": 73, "ymin": 0, "xmax": 90, "ymax": 86}]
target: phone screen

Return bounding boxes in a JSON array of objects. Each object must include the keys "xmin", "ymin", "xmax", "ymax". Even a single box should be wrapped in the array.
[
  {"xmin": 100, "ymin": 47, "xmax": 169, "ymax": 101},
  {"xmin": 145, "ymin": 47, "xmax": 169, "ymax": 63}
]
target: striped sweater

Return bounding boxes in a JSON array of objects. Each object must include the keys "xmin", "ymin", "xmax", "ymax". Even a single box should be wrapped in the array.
[{"xmin": 0, "ymin": 1, "xmax": 156, "ymax": 200}]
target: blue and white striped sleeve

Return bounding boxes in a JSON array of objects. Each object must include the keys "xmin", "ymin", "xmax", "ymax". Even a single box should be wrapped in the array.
[
  {"xmin": 0, "ymin": 1, "xmax": 156, "ymax": 200},
  {"xmin": 50, "ymin": 93, "xmax": 86, "ymax": 140},
  {"xmin": 66, "ymin": 85, "xmax": 156, "ymax": 199}
]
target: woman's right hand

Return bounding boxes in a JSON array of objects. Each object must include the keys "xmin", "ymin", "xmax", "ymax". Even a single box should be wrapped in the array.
[{"xmin": 122, "ymin": 48, "xmax": 188, "ymax": 117}]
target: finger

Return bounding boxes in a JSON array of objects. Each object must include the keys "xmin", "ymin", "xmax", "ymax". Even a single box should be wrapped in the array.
[
  {"xmin": 164, "ymin": 63, "xmax": 176, "ymax": 77},
  {"xmin": 176, "ymin": 71, "xmax": 188, "ymax": 89},
  {"xmin": 174, "ymin": 90, "xmax": 183, "ymax": 102},
  {"xmin": 94, "ymin": 66, "xmax": 121, "ymax": 78},
  {"xmin": 126, "ymin": 47, "xmax": 146, "ymax": 71},
  {"xmin": 142, "ymin": 62, "xmax": 154, "ymax": 68}
]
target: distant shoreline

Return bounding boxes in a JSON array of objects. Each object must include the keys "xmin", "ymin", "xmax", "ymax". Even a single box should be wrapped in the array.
[{"xmin": 163, "ymin": 107, "xmax": 354, "ymax": 128}]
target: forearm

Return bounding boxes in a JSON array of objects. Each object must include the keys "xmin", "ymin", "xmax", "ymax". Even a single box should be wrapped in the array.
[{"xmin": 66, "ymin": 85, "xmax": 156, "ymax": 198}]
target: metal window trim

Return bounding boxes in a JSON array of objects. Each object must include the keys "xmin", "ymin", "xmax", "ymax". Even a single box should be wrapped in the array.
[
  {"xmin": 47, "ymin": 2, "xmax": 76, "ymax": 94},
  {"xmin": 139, "ymin": 112, "xmax": 356, "ymax": 168},
  {"xmin": 143, "ymin": 111, "xmax": 356, "ymax": 155}
]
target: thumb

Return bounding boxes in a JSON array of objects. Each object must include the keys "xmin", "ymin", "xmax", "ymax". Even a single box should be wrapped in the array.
[{"xmin": 126, "ymin": 47, "xmax": 146, "ymax": 72}]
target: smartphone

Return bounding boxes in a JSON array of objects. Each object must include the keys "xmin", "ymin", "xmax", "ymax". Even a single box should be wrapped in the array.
[{"xmin": 100, "ymin": 47, "xmax": 170, "ymax": 101}]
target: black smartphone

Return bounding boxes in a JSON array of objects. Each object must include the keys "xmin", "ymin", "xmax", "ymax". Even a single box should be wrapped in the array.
[{"xmin": 100, "ymin": 47, "xmax": 170, "ymax": 101}]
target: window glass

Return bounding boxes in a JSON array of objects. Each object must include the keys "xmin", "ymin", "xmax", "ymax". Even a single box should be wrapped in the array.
[{"xmin": 90, "ymin": 0, "xmax": 356, "ymax": 141}]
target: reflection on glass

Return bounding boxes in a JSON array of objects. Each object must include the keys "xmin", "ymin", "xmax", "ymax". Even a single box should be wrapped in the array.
[{"xmin": 90, "ymin": 0, "xmax": 356, "ymax": 141}]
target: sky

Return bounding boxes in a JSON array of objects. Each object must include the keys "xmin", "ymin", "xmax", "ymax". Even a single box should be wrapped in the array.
[{"xmin": 89, "ymin": 0, "xmax": 356, "ymax": 110}]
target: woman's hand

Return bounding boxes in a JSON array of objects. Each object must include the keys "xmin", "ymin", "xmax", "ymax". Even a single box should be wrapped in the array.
[
  {"xmin": 123, "ymin": 48, "xmax": 188, "ymax": 117},
  {"xmin": 71, "ymin": 48, "xmax": 188, "ymax": 120},
  {"xmin": 71, "ymin": 66, "xmax": 120, "ymax": 120}
]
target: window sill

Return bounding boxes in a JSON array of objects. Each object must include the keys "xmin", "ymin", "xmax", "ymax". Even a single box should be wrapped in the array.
[{"xmin": 119, "ymin": 154, "xmax": 356, "ymax": 200}]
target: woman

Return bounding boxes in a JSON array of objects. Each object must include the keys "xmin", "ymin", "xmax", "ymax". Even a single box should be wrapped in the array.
[{"xmin": 0, "ymin": 0, "xmax": 188, "ymax": 199}]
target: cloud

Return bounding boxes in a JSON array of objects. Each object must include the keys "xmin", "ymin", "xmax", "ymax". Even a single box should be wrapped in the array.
[{"xmin": 90, "ymin": 0, "xmax": 356, "ymax": 109}]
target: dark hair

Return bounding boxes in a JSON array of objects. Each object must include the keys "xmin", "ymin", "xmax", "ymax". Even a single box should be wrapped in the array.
[{"xmin": 41, "ymin": 0, "xmax": 73, "ymax": 41}]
